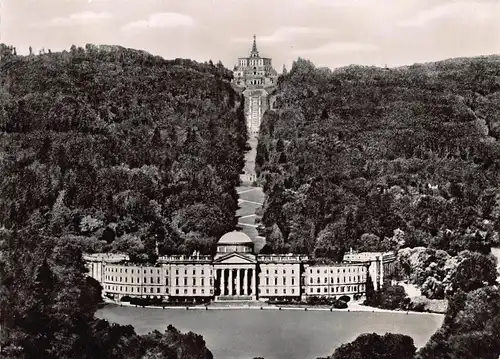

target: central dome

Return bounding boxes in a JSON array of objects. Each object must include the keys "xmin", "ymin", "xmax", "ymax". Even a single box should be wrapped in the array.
[{"xmin": 218, "ymin": 231, "xmax": 253, "ymax": 245}]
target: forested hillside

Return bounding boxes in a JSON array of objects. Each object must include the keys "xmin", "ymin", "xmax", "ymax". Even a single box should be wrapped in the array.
[
  {"xmin": 0, "ymin": 43, "xmax": 244, "ymax": 358},
  {"xmin": 0, "ymin": 43, "xmax": 247, "ymax": 260},
  {"xmin": 257, "ymin": 56, "xmax": 500, "ymax": 258}
]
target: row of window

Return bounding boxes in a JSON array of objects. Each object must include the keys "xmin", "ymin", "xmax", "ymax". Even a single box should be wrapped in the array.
[
  {"xmin": 308, "ymin": 276, "xmax": 364, "ymax": 284},
  {"xmin": 262, "ymin": 268, "xmax": 296, "ymax": 275},
  {"xmin": 105, "ymin": 267, "xmax": 213, "ymax": 276},
  {"xmin": 259, "ymin": 288, "xmax": 297, "ymax": 296},
  {"xmin": 105, "ymin": 285, "xmax": 214, "ymax": 296},
  {"xmin": 308, "ymin": 285, "xmax": 365, "ymax": 294},
  {"xmin": 106, "ymin": 267, "xmax": 160, "ymax": 275},
  {"xmin": 309, "ymin": 267, "xmax": 365, "ymax": 274},
  {"xmin": 261, "ymin": 277, "xmax": 296, "ymax": 286},
  {"xmin": 106, "ymin": 285, "xmax": 165, "ymax": 294},
  {"xmin": 105, "ymin": 276, "xmax": 214, "ymax": 287},
  {"xmin": 174, "ymin": 277, "xmax": 213, "ymax": 287}
]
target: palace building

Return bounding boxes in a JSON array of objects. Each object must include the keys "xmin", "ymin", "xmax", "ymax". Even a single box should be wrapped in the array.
[{"xmin": 85, "ymin": 231, "xmax": 395, "ymax": 303}]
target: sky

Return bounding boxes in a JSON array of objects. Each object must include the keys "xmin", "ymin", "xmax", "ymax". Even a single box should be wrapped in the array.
[{"xmin": 1, "ymin": 0, "xmax": 500, "ymax": 70}]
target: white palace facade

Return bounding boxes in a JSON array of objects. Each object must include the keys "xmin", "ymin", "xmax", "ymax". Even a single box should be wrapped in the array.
[{"xmin": 85, "ymin": 231, "xmax": 395, "ymax": 303}]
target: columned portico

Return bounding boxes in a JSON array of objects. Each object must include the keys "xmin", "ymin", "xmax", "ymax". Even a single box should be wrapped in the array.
[
  {"xmin": 213, "ymin": 231, "xmax": 258, "ymax": 301},
  {"xmin": 214, "ymin": 266, "xmax": 257, "ymax": 300}
]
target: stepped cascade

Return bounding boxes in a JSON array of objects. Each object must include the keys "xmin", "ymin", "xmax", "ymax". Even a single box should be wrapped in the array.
[
  {"xmin": 232, "ymin": 35, "xmax": 278, "ymax": 135},
  {"xmin": 232, "ymin": 35, "xmax": 278, "ymax": 185}
]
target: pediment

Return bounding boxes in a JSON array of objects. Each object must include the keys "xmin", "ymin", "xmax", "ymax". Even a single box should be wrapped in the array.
[{"xmin": 214, "ymin": 252, "xmax": 257, "ymax": 265}]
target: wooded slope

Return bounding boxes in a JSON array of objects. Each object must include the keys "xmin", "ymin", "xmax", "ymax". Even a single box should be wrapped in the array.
[{"xmin": 257, "ymin": 56, "xmax": 500, "ymax": 257}]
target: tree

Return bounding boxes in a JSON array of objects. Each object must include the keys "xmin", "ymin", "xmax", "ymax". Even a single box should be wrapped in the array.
[
  {"xmin": 331, "ymin": 333, "xmax": 416, "ymax": 359},
  {"xmin": 448, "ymin": 251, "xmax": 497, "ymax": 294},
  {"xmin": 267, "ymin": 223, "xmax": 287, "ymax": 253}
]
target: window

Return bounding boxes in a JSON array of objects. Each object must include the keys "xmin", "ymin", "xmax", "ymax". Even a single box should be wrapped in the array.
[
  {"xmin": 283, "ymin": 269, "xmax": 286, "ymax": 274},
  {"xmin": 324, "ymin": 278, "xmax": 327, "ymax": 284},
  {"xmin": 184, "ymin": 289, "xmax": 187, "ymax": 294},
  {"xmin": 157, "ymin": 277, "xmax": 160, "ymax": 284},
  {"xmin": 202, "ymin": 289, "xmax": 205, "ymax": 294},
  {"xmin": 176, "ymin": 269, "xmax": 179, "ymax": 275},
  {"xmin": 165, "ymin": 278, "xmax": 169, "ymax": 285},
  {"xmin": 150, "ymin": 269, "xmax": 153, "ymax": 274},
  {"xmin": 309, "ymin": 278, "xmax": 313, "ymax": 284},
  {"xmin": 193, "ymin": 269, "xmax": 196, "ymax": 275},
  {"xmin": 317, "ymin": 278, "xmax": 320, "ymax": 284},
  {"xmin": 184, "ymin": 278, "xmax": 187, "ymax": 286},
  {"xmin": 201, "ymin": 278, "xmax": 204, "ymax": 286},
  {"xmin": 150, "ymin": 278, "xmax": 153, "ymax": 284},
  {"xmin": 150, "ymin": 288, "xmax": 153, "ymax": 293},
  {"xmin": 317, "ymin": 288, "xmax": 320, "ymax": 293},
  {"xmin": 266, "ymin": 278, "xmax": 269, "ymax": 285},
  {"xmin": 283, "ymin": 278, "xmax": 286, "ymax": 285},
  {"xmin": 292, "ymin": 270, "xmax": 294, "ymax": 274},
  {"xmin": 274, "ymin": 278, "xmax": 278, "ymax": 285},
  {"xmin": 201, "ymin": 269, "xmax": 204, "ymax": 275},
  {"xmin": 317, "ymin": 269, "xmax": 320, "ymax": 274},
  {"xmin": 193, "ymin": 278, "xmax": 196, "ymax": 286},
  {"xmin": 193, "ymin": 289, "xmax": 197, "ymax": 294},
  {"xmin": 324, "ymin": 288, "xmax": 327, "ymax": 293},
  {"xmin": 175, "ymin": 278, "xmax": 179, "ymax": 286},
  {"xmin": 157, "ymin": 288, "xmax": 160, "ymax": 293},
  {"xmin": 184, "ymin": 270, "xmax": 187, "ymax": 275},
  {"xmin": 292, "ymin": 289, "xmax": 295, "ymax": 294},
  {"xmin": 176, "ymin": 289, "xmax": 179, "ymax": 294},
  {"xmin": 275, "ymin": 289, "xmax": 278, "ymax": 294},
  {"xmin": 144, "ymin": 278, "xmax": 147, "ymax": 283},
  {"xmin": 284, "ymin": 289, "xmax": 287, "ymax": 294},
  {"xmin": 310, "ymin": 288, "xmax": 313, "ymax": 293},
  {"xmin": 266, "ymin": 289, "xmax": 269, "ymax": 294},
  {"xmin": 275, "ymin": 269, "xmax": 278, "ymax": 274},
  {"xmin": 291, "ymin": 278, "xmax": 295, "ymax": 285}
]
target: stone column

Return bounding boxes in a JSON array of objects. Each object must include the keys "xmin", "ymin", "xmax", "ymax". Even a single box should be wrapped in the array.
[
  {"xmin": 236, "ymin": 269, "xmax": 241, "ymax": 295},
  {"xmin": 251, "ymin": 268, "xmax": 256, "ymax": 296},
  {"xmin": 228, "ymin": 268, "xmax": 233, "ymax": 296},
  {"xmin": 243, "ymin": 269, "xmax": 248, "ymax": 296},
  {"xmin": 220, "ymin": 269, "xmax": 225, "ymax": 296}
]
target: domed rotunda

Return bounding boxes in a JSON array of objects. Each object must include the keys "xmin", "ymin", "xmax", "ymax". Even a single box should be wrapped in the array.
[{"xmin": 216, "ymin": 231, "xmax": 254, "ymax": 256}]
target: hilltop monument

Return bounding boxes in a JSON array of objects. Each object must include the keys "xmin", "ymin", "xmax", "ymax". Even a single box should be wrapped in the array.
[{"xmin": 232, "ymin": 35, "xmax": 278, "ymax": 135}]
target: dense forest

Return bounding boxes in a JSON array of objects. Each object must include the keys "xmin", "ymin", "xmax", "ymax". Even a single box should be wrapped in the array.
[
  {"xmin": 0, "ymin": 43, "xmax": 245, "ymax": 358},
  {"xmin": 257, "ymin": 56, "xmax": 500, "ymax": 258},
  {"xmin": 0, "ymin": 43, "xmax": 247, "ymax": 261}
]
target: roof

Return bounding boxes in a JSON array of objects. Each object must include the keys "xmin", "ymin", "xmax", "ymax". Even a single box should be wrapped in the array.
[{"xmin": 218, "ymin": 231, "xmax": 253, "ymax": 245}]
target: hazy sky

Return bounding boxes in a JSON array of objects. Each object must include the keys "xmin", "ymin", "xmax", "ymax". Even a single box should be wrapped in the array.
[{"xmin": 2, "ymin": 0, "xmax": 500, "ymax": 69}]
